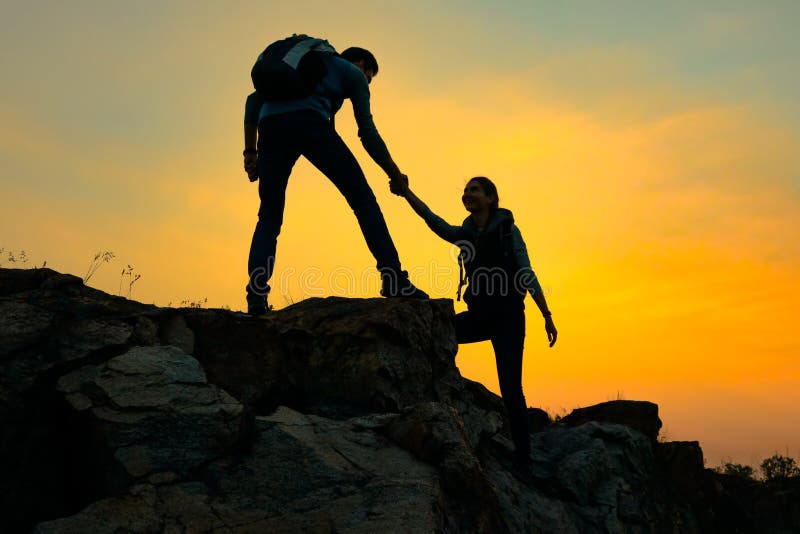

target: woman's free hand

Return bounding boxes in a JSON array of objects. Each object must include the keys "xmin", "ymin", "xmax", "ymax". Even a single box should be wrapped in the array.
[{"xmin": 545, "ymin": 316, "xmax": 558, "ymax": 347}]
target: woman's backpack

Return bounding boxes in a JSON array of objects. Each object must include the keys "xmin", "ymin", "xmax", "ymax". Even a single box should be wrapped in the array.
[{"xmin": 458, "ymin": 217, "xmax": 525, "ymax": 309}]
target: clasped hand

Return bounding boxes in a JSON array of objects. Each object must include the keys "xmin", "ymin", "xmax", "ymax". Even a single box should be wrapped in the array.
[{"xmin": 389, "ymin": 173, "xmax": 409, "ymax": 196}]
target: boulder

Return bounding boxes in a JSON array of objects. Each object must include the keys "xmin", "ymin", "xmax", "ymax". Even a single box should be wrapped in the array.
[
  {"xmin": 559, "ymin": 400, "xmax": 663, "ymax": 442},
  {"xmin": 181, "ymin": 296, "xmax": 458, "ymax": 417},
  {"xmin": 57, "ymin": 345, "xmax": 249, "ymax": 483}
]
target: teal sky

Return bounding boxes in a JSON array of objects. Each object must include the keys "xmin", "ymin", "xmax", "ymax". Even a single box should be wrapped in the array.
[{"xmin": 2, "ymin": 1, "xmax": 798, "ymax": 147}]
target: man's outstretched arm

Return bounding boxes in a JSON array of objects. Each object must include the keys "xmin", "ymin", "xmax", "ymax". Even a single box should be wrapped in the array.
[{"xmin": 346, "ymin": 70, "xmax": 403, "ymax": 180}]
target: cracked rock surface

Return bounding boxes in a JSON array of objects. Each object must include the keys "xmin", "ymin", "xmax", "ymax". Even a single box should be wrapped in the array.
[{"xmin": 2, "ymin": 267, "xmax": 788, "ymax": 533}]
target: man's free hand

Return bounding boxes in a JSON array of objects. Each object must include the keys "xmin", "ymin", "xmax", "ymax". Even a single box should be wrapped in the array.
[
  {"xmin": 244, "ymin": 153, "xmax": 258, "ymax": 182},
  {"xmin": 545, "ymin": 316, "xmax": 558, "ymax": 347}
]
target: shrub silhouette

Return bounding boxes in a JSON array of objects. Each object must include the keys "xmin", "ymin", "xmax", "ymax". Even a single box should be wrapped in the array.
[
  {"xmin": 720, "ymin": 462, "xmax": 755, "ymax": 480},
  {"xmin": 760, "ymin": 454, "xmax": 800, "ymax": 481}
]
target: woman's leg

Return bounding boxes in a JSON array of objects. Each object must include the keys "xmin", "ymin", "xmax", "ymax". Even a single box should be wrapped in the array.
[
  {"xmin": 490, "ymin": 309, "xmax": 530, "ymax": 461},
  {"xmin": 458, "ymin": 308, "xmax": 530, "ymax": 459},
  {"xmin": 455, "ymin": 309, "xmax": 492, "ymax": 344}
]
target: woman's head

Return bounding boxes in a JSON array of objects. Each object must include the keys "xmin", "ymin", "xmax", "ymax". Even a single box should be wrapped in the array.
[{"xmin": 462, "ymin": 176, "xmax": 499, "ymax": 213}]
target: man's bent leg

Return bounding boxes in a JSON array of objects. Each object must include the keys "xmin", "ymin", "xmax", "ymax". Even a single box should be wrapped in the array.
[
  {"xmin": 302, "ymin": 125, "xmax": 402, "ymax": 273},
  {"xmin": 246, "ymin": 119, "xmax": 301, "ymax": 310}
]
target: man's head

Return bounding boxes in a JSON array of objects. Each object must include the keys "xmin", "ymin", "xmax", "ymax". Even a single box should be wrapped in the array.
[{"xmin": 341, "ymin": 47, "xmax": 379, "ymax": 84}]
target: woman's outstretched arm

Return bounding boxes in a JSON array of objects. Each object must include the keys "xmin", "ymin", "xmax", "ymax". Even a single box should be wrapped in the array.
[{"xmin": 396, "ymin": 178, "xmax": 463, "ymax": 244}]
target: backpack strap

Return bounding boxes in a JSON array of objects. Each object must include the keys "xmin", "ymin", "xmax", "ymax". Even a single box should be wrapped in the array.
[
  {"xmin": 456, "ymin": 248, "xmax": 467, "ymax": 302},
  {"xmin": 282, "ymin": 37, "xmax": 336, "ymax": 68},
  {"xmin": 500, "ymin": 219, "xmax": 514, "ymax": 260}
]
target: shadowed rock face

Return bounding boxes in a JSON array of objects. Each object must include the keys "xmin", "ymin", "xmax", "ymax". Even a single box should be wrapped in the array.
[{"xmin": 1, "ymin": 267, "xmax": 792, "ymax": 533}]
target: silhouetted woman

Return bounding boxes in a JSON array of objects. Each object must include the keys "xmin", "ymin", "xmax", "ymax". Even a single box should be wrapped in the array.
[{"xmin": 397, "ymin": 176, "xmax": 557, "ymax": 467}]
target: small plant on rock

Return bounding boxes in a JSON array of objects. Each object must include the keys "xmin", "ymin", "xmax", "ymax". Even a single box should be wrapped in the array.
[
  {"xmin": 83, "ymin": 251, "xmax": 115, "ymax": 283},
  {"xmin": 0, "ymin": 249, "xmax": 46, "ymax": 269},
  {"xmin": 118, "ymin": 265, "xmax": 142, "ymax": 299},
  {"xmin": 180, "ymin": 298, "xmax": 208, "ymax": 309}
]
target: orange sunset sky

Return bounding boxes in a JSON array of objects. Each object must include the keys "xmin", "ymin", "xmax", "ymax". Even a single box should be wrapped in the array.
[{"xmin": 1, "ymin": 1, "xmax": 798, "ymax": 467}]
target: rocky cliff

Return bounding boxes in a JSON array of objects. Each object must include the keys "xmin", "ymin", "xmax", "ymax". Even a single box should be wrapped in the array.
[{"xmin": 0, "ymin": 268, "xmax": 789, "ymax": 533}]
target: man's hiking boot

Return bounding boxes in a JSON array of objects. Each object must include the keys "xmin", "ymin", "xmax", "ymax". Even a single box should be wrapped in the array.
[
  {"xmin": 247, "ymin": 304, "xmax": 268, "ymax": 316},
  {"xmin": 246, "ymin": 294, "xmax": 269, "ymax": 316},
  {"xmin": 380, "ymin": 270, "xmax": 429, "ymax": 299}
]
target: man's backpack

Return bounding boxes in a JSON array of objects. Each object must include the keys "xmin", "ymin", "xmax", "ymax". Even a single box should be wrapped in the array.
[{"xmin": 251, "ymin": 34, "xmax": 337, "ymax": 100}]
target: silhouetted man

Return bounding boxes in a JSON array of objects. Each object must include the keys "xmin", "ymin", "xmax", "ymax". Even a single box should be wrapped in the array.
[{"xmin": 243, "ymin": 45, "xmax": 427, "ymax": 315}]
